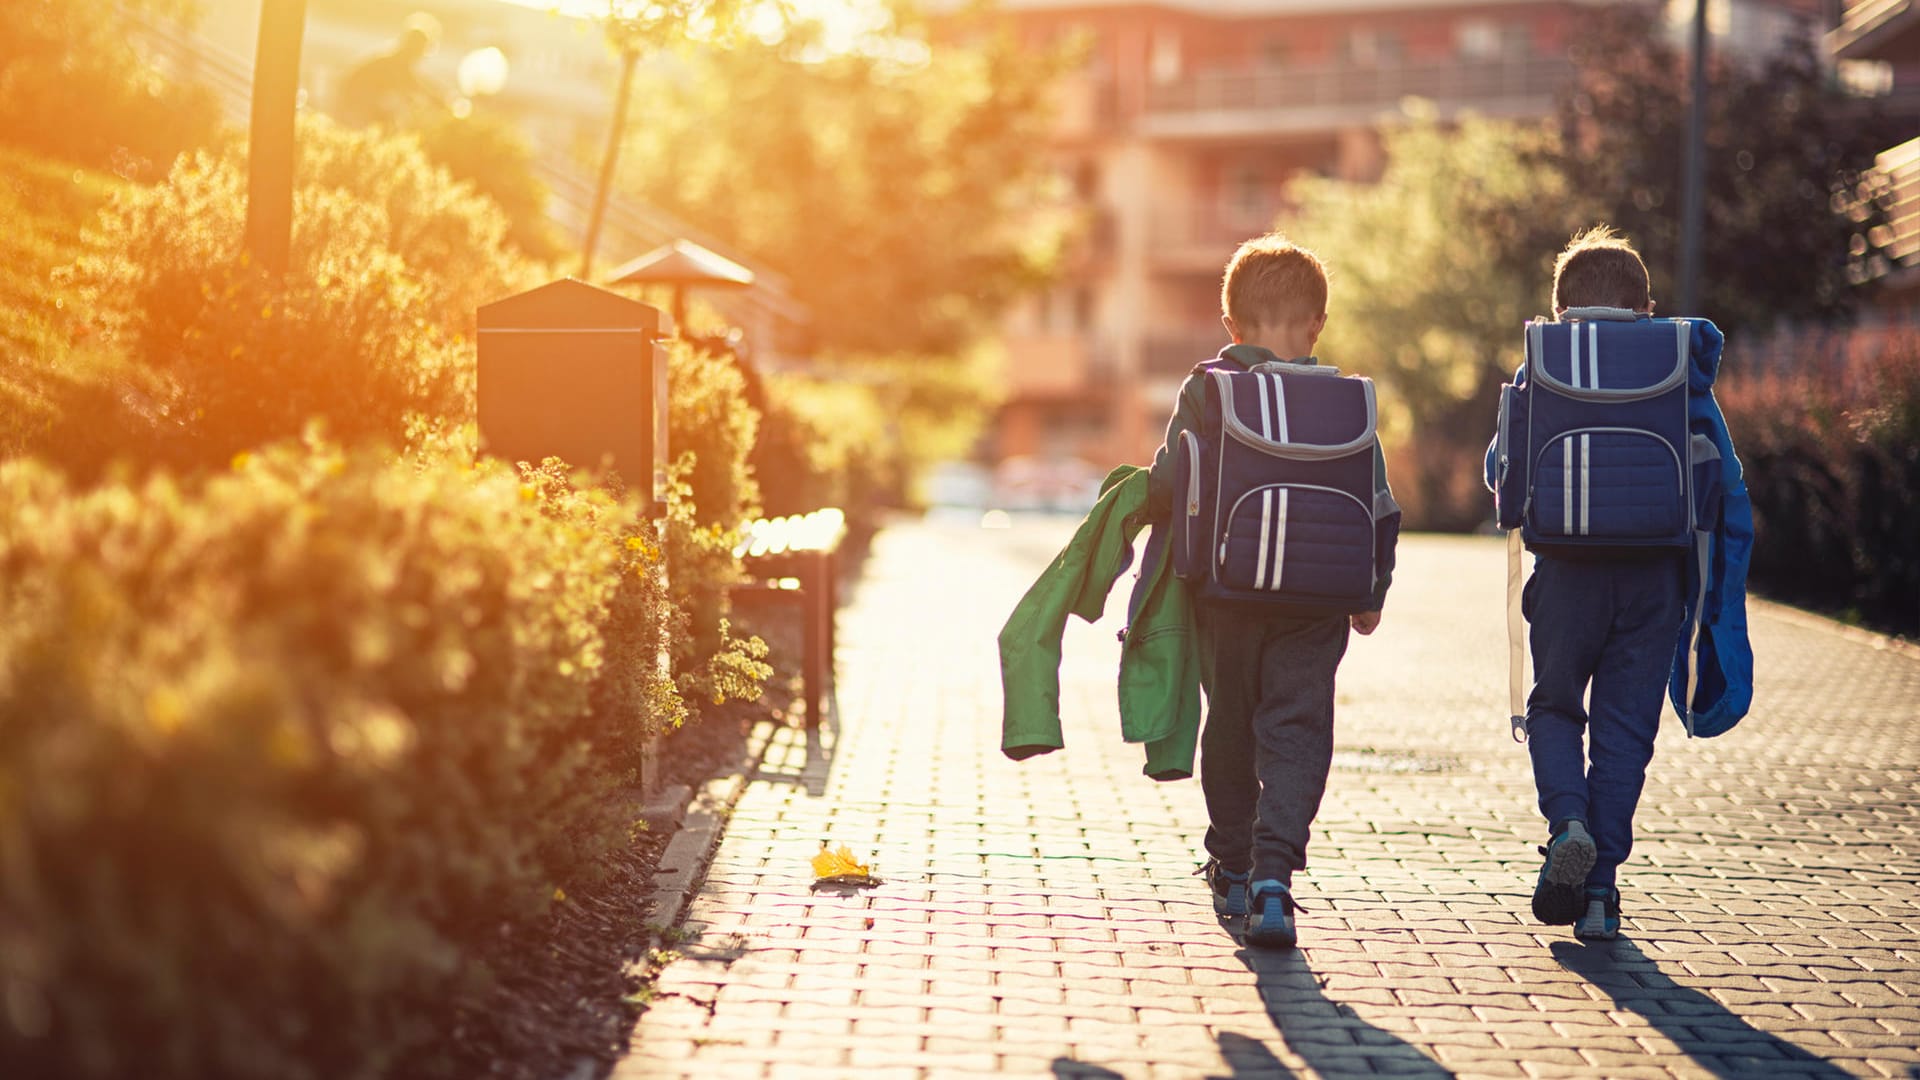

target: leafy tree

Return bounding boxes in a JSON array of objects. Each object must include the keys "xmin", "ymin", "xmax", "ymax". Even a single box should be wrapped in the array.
[
  {"xmin": 613, "ymin": 16, "xmax": 1070, "ymax": 355},
  {"xmin": 1289, "ymin": 110, "xmax": 1581, "ymax": 529},
  {"xmin": 1551, "ymin": 9, "xmax": 1898, "ymax": 333},
  {"xmin": 414, "ymin": 111, "xmax": 564, "ymax": 262}
]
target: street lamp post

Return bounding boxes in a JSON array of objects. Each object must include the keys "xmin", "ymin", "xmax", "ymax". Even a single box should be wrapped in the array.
[
  {"xmin": 580, "ymin": 47, "xmax": 640, "ymax": 278},
  {"xmin": 1678, "ymin": 0, "xmax": 1708, "ymax": 316},
  {"xmin": 246, "ymin": 0, "xmax": 308, "ymax": 278}
]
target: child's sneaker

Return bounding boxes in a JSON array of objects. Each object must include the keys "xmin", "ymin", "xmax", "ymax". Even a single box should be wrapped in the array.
[
  {"xmin": 1198, "ymin": 857, "xmax": 1250, "ymax": 916},
  {"xmin": 1245, "ymin": 880, "xmax": 1297, "ymax": 949},
  {"xmin": 1531, "ymin": 819, "xmax": 1597, "ymax": 925},
  {"xmin": 1574, "ymin": 885, "xmax": 1621, "ymax": 940}
]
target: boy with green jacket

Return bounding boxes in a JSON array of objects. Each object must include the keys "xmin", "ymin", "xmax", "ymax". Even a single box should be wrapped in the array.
[{"xmin": 1147, "ymin": 235, "xmax": 1396, "ymax": 948}]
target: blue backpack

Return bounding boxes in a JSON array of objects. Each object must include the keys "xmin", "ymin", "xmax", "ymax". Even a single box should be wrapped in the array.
[
  {"xmin": 1491, "ymin": 309, "xmax": 1725, "ymax": 739},
  {"xmin": 1171, "ymin": 360, "xmax": 1399, "ymax": 614}
]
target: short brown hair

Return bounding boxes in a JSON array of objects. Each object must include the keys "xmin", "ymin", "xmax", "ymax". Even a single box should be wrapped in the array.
[
  {"xmin": 1221, "ymin": 233, "xmax": 1328, "ymax": 328},
  {"xmin": 1552, "ymin": 226, "xmax": 1651, "ymax": 312}
]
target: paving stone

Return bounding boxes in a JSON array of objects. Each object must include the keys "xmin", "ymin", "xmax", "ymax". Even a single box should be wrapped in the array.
[{"xmin": 615, "ymin": 524, "xmax": 1920, "ymax": 1079}]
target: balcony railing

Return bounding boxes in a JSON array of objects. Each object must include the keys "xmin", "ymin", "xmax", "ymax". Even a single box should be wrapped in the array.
[
  {"xmin": 1143, "ymin": 330, "xmax": 1232, "ymax": 381},
  {"xmin": 1144, "ymin": 55, "xmax": 1574, "ymax": 120},
  {"xmin": 1150, "ymin": 203, "xmax": 1294, "ymax": 257},
  {"xmin": 1880, "ymin": 136, "xmax": 1920, "ymax": 269},
  {"xmin": 1830, "ymin": 0, "xmax": 1915, "ymax": 58}
]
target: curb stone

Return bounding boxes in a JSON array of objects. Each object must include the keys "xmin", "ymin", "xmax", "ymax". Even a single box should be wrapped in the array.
[
  {"xmin": 643, "ymin": 718, "xmax": 780, "ymax": 931},
  {"xmin": 558, "ymin": 716, "xmax": 781, "ymax": 1080},
  {"xmin": 1749, "ymin": 595, "xmax": 1920, "ymax": 661}
]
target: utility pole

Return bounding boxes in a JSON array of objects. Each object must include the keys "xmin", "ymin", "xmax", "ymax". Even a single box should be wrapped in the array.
[
  {"xmin": 580, "ymin": 47, "xmax": 640, "ymax": 279},
  {"xmin": 246, "ymin": 0, "xmax": 308, "ymax": 277},
  {"xmin": 1678, "ymin": 0, "xmax": 1708, "ymax": 316}
]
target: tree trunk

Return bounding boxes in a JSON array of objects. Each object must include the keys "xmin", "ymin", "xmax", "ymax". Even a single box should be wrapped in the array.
[{"xmin": 246, "ymin": 0, "xmax": 309, "ymax": 277}]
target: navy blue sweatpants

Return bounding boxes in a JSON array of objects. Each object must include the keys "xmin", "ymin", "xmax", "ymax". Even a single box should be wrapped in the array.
[{"xmin": 1524, "ymin": 555, "xmax": 1684, "ymax": 888}]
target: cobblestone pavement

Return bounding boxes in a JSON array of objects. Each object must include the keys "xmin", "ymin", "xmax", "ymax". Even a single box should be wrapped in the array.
[{"xmin": 618, "ymin": 515, "xmax": 1920, "ymax": 1079}]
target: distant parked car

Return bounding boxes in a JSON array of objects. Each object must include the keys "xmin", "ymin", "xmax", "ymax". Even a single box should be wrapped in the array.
[
  {"xmin": 992, "ymin": 455, "xmax": 1103, "ymax": 515},
  {"xmin": 923, "ymin": 460, "xmax": 994, "ymax": 509}
]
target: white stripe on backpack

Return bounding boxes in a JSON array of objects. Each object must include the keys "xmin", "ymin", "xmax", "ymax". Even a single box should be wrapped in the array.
[
  {"xmin": 1256, "ymin": 373, "xmax": 1272, "ymax": 442},
  {"xmin": 1270, "ymin": 373, "xmax": 1290, "ymax": 442},
  {"xmin": 1566, "ymin": 328, "xmax": 1580, "ymax": 533},
  {"xmin": 1271, "ymin": 488, "xmax": 1289, "ymax": 590},
  {"xmin": 1579, "ymin": 433, "xmax": 1591, "ymax": 535},
  {"xmin": 1254, "ymin": 488, "xmax": 1273, "ymax": 590}
]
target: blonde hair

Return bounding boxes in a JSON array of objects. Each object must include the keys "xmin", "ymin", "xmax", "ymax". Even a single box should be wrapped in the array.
[
  {"xmin": 1220, "ymin": 233, "xmax": 1328, "ymax": 329},
  {"xmin": 1552, "ymin": 226, "xmax": 1651, "ymax": 312}
]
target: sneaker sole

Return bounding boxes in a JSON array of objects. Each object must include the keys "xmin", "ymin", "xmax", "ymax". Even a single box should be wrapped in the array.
[
  {"xmin": 1246, "ymin": 919, "xmax": 1296, "ymax": 949},
  {"xmin": 1532, "ymin": 825, "xmax": 1597, "ymax": 925}
]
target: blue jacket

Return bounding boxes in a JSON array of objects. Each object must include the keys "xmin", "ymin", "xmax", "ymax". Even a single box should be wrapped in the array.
[
  {"xmin": 1668, "ymin": 320, "xmax": 1754, "ymax": 735},
  {"xmin": 1484, "ymin": 317, "xmax": 1754, "ymax": 735}
]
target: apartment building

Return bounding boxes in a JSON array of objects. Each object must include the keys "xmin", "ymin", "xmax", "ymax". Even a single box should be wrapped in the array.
[
  {"xmin": 980, "ymin": 0, "xmax": 1845, "ymax": 472},
  {"xmin": 1831, "ymin": 0, "xmax": 1920, "ymax": 307},
  {"xmin": 979, "ymin": 0, "xmax": 1600, "ymax": 469}
]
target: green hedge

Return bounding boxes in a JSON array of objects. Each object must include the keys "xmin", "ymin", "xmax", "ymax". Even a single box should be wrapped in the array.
[
  {"xmin": 1719, "ymin": 334, "xmax": 1920, "ymax": 635},
  {"xmin": 0, "ymin": 436, "xmax": 680, "ymax": 1079}
]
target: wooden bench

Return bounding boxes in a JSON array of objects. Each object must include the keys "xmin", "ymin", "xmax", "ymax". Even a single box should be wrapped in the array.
[{"xmin": 732, "ymin": 508, "xmax": 847, "ymax": 728}]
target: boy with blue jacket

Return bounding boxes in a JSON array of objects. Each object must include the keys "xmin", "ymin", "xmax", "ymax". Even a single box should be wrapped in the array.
[
  {"xmin": 1148, "ymin": 235, "xmax": 1396, "ymax": 949},
  {"xmin": 1489, "ymin": 227, "xmax": 1750, "ymax": 940}
]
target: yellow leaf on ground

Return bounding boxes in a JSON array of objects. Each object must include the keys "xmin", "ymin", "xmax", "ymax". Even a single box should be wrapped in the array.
[{"xmin": 811, "ymin": 842, "xmax": 876, "ymax": 884}]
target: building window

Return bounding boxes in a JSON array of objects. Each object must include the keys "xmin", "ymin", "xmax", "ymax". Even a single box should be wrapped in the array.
[
  {"xmin": 1221, "ymin": 164, "xmax": 1267, "ymax": 229},
  {"xmin": 1457, "ymin": 20, "xmax": 1499, "ymax": 59},
  {"xmin": 1075, "ymin": 159, "xmax": 1100, "ymax": 199},
  {"xmin": 1339, "ymin": 28, "xmax": 1403, "ymax": 67},
  {"xmin": 1150, "ymin": 29, "xmax": 1183, "ymax": 84}
]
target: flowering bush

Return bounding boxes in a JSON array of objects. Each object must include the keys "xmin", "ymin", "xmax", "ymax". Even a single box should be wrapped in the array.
[
  {"xmin": 664, "ymin": 339, "xmax": 769, "ymax": 705},
  {"xmin": 0, "ymin": 434, "xmax": 675, "ymax": 1078},
  {"xmin": 66, "ymin": 116, "xmax": 530, "ymax": 468},
  {"xmin": 1718, "ymin": 333, "xmax": 1920, "ymax": 634}
]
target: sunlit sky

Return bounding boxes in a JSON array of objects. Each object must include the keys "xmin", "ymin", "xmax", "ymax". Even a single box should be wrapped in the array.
[{"xmin": 496, "ymin": 0, "xmax": 894, "ymax": 52}]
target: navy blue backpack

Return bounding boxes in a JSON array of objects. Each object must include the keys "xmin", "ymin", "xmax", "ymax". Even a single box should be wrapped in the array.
[
  {"xmin": 1491, "ymin": 309, "xmax": 1724, "ymax": 739},
  {"xmin": 1171, "ymin": 360, "xmax": 1398, "ymax": 614}
]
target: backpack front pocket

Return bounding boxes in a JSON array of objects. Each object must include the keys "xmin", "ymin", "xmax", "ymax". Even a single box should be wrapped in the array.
[
  {"xmin": 1218, "ymin": 484, "xmax": 1375, "ymax": 599},
  {"xmin": 1530, "ymin": 428, "xmax": 1685, "ymax": 540}
]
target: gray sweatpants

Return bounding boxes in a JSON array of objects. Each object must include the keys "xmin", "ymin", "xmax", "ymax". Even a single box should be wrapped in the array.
[{"xmin": 1196, "ymin": 607, "xmax": 1352, "ymax": 885}]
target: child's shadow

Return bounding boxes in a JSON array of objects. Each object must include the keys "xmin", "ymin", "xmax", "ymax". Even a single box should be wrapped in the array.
[
  {"xmin": 1551, "ymin": 937, "xmax": 1851, "ymax": 1078},
  {"xmin": 1228, "ymin": 947, "xmax": 1453, "ymax": 1079}
]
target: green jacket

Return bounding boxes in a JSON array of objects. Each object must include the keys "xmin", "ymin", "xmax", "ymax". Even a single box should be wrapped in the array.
[
  {"xmin": 1146, "ymin": 343, "xmax": 1395, "ymax": 609},
  {"xmin": 998, "ymin": 465, "xmax": 1203, "ymax": 780}
]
